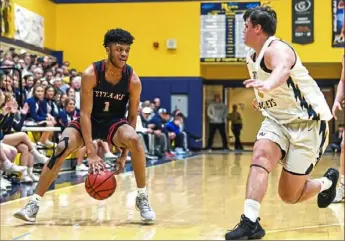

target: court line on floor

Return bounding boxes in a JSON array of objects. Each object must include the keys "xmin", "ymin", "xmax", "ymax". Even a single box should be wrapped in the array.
[
  {"xmin": 266, "ymin": 223, "xmax": 344, "ymax": 234},
  {"xmin": 0, "ymin": 154, "xmax": 202, "ymax": 206},
  {"xmin": 12, "ymin": 232, "xmax": 30, "ymax": 240}
]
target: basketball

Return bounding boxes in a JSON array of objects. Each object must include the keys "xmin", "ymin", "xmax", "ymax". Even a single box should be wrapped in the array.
[{"xmin": 85, "ymin": 171, "xmax": 117, "ymax": 200}]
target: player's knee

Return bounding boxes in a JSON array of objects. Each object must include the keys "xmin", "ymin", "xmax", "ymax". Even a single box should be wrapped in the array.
[
  {"xmin": 252, "ymin": 149, "xmax": 272, "ymax": 172},
  {"xmin": 126, "ymin": 134, "xmax": 142, "ymax": 150},
  {"xmin": 278, "ymin": 189, "xmax": 300, "ymax": 204}
]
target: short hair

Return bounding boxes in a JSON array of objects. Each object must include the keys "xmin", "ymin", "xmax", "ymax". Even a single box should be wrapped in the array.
[
  {"xmin": 103, "ymin": 28, "xmax": 135, "ymax": 48},
  {"xmin": 243, "ymin": 6, "xmax": 277, "ymax": 36}
]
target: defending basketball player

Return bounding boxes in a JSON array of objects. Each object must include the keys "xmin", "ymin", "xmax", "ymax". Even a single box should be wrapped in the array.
[
  {"xmin": 225, "ymin": 7, "xmax": 339, "ymax": 240},
  {"xmin": 332, "ymin": 56, "xmax": 345, "ymax": 203},
  {"xmin": 13, "ymin": 29, "xmax": 155, "ymax": 223}
]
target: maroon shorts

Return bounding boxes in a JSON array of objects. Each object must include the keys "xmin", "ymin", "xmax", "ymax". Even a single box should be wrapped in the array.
[{"xmin": 67, "ymin": 116, "xmax": 128, "ymax": 145}]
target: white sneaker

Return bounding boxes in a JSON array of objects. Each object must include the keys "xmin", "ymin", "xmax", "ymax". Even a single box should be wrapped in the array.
[
  {"xmin": 0, "ymin": 180, "xmax": 8, "ymax": 191},
  {"xmin": 76, "ymin": 163, "xmax": 88, "ymax": 171},
  {"xmin": 20, "ymin": 174, "xmax": 33, "ymax": 183},
  {"xmin": 4, "ymin": 164, "xmax": 27, "ymax": 174},
  {"xmin": 104, "ymin": 152, "xmax": 116, "ymax": 159},
  {"xmin": 31, "ymin": 149, "xmax": 49, "ymax": 164},
  {"xmin": 28, "ymin": 173, "xmax": 39, "ymax": 182},
  {"xmin": 332, "ymin": 187, "xmax": 344, "ymax": 203},
  {"xmin": 0, "ymin": 176, "xmax": 11, "ymax": 188}
]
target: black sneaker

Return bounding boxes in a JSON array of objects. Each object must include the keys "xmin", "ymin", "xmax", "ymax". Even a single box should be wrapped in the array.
[
  {"xmin": 317, "ymin": 168, "xmax": 339, "ymax": 208},
  {"xmin": 225, "ymin": 214, "xmax": 266, "ymax": 240}
]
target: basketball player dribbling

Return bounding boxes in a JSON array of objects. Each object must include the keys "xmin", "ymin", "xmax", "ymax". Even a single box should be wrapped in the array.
[
  {"xmin": 332, "ymin": 56, "xmax": 345, "ymax": 203},
  {"xmin": 13, "ymin": 28, "xmax": 156, "ymax": 223},
  {"xmin": 225, "ymin": 6, "xmax": 339, "ymax": 240}
]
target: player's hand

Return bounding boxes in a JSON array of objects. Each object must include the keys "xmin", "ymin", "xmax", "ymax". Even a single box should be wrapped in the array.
[
  {"xmin": 332, "ymin": 101, "xmax": 343, "ymax": 120},
  {"xmin": 114, "ymin": 155, "xmax": 126, "ymax": 175},
  {"xmin": 87, "ymin": 153, "xmax": 105, "ymax": 174},
  {"xmin": 252, "ymin": 98, "xmax": 259, "ymax": 110},
  {"xmin": 244, "ymin": 79, "xmax": 272, "ymax": 92}
]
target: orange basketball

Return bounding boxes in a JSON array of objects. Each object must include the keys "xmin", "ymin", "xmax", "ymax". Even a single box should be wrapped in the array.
[{"xmin": 85, "ymin": 170, "xmax": 117, "ymax": 200}]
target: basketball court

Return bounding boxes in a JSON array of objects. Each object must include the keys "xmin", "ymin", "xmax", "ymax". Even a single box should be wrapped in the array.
[{"xmin": 1, "ymin": 152, "xmax": 343, "ymax": 240}]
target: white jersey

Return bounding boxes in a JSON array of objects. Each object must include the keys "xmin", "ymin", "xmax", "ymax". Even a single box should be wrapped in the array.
[{"xmin": 246, "ymin": 36, "xmax": 332, "ymax": 124}]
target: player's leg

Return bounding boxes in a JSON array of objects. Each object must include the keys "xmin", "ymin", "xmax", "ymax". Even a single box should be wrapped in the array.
[
  {"xmin": 333, "ymin": 135, "xmax": 345, "ymax": 203},
  {"xmin": 206, "ymin": 123, "xmax": 217, "ymax": 150},
  {"xmin": 110, "ymin": 122, "xmax": 155, "ymax": 223},
  {"xmin": 13, "ymin": 126, "xmax": 84, "ymax": 222},
  {"xmin": 278, "ymin": 120, "xmax": 338, "ymax": 207},
  {"xmin": 218, "ymin": 123, "xmax": 228, "ymax": 149},
  {"xmin": 225, "ymin": 118, "xmax": 288, "ymax": 240}
]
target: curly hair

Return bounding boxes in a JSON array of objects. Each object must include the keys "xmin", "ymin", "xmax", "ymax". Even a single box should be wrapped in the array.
[
  {"xmin": 103, "ymin": 28, "xmax": 135, "ymax": 48},
  {"xmin": 243, "ymin": 6, "xmax": 277, "ymax": 36}
]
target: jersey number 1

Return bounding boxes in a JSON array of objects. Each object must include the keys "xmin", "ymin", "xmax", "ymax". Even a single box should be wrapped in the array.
[{"xmin": 103, "ymin": 102, "xmax": 110, "ymax": 112}]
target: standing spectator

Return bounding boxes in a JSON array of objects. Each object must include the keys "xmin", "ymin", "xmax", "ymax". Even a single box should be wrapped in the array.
[
  {"xmin": 331, "ymin": 124, "xmax": 344, "ymax": 153},
  {"xmin": 228, "ymin": 104, "xmax": 244, "ymax": 150},
  {"xmin": 206, "ymin": 93, "xmax": 228, "ymax": 150}
]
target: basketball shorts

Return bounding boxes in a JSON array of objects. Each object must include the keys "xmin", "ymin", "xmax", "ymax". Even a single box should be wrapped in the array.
[
  {"xmin": 67, "ymin": 116, "xmax": 128, "ymax": 146},
  {"xmin": 256, "ymin": 118, "xmax": 329, "ymax": 175}
]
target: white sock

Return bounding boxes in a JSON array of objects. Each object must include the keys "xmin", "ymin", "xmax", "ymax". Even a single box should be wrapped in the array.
[
  {"xmin": 137, "ymin": 187, "xmax": 146, "ymax": 196},
  {"xmin": 341, "ymin": 175, "xmax": 344, "ymax": 185},
  {"xmin": 316, "ymin": 177, "xmax": 333, "ymax": 192},
  {"xmin": 3, "ymin": 159, "xmax": 12, "ymax": 170},
  {"xmin": 31, "ymin": 194, "xmax": 42, "ymax": 205},
  {"xmin": 244, "ymin": 199, "xmax": 261, "ymax": 222}
]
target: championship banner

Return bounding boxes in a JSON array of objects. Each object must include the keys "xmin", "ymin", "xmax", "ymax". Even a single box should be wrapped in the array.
[
  {"xmin": 332, "ymin": 0, "xmax": 345, "ymax": 48},
  {"xmin": 292, "ymin": 0, "xmax": 314, "ymax": 44},
  {"xmin": 14, "ymin": 4, "xmax": 44, "ymax": 47}
]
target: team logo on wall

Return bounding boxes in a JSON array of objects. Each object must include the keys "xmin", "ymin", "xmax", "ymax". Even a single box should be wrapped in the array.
[
  {"xmin": 332, "ymin": 0, "xmax": 345, "ymax": 47},
  {"xmin": 292, "ymin": 0, "xmax": 314, "ymax": 44}
]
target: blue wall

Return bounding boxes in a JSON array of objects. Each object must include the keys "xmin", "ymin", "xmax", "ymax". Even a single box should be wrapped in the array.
[{"xmin": 140, "ymin": 77, "xmax": 203, "ymax": 149}]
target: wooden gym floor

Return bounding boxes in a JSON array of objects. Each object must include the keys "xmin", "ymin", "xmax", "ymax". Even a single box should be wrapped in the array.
[{"xmin": 1, "ymin": 152, "xmax": 344, "ymax": 240}]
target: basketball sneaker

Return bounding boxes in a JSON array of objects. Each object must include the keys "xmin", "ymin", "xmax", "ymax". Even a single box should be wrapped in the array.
[
  {"xmin": 225, "ymin": 215, "xmax": 266, "ymax": 240},
  {"xmin": 135, "ymin": 193, "xmax": 156, "ymax": 223},
  {"xmin": 318, "ymin": 168, "xmax": 339, "ymax": 208},
  {"xmin": 332, "ymin": 186, "xmax": 344, "ymax": 203},
  {"xmin": 13, "ymin": 200, "xmax": 39, "ymax": 222}
]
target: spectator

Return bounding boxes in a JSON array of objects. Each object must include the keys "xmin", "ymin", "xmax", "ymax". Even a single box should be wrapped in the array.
[
  {"xmin": 59, "ymin": 98, "xmax": 80, "ymax": 128},
  {"xmin": 25, "ymin": 85, "xmax": 55, "ymax": 147},
  {"xmin": 228, "ymin": 104, "xmax": 243, "ymax": 151},
  {"xmin": 332, "ymin": 124, "xmax": 344, "ymax": 153},
  {"xmin": 206, "ymin": 93, "xmax": 228, "ymax": 151}
]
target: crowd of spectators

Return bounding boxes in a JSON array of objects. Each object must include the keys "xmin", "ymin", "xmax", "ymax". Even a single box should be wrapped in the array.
[{"xmin": 0, "ymin": 46, "xmax": 191, "ymax": 195}]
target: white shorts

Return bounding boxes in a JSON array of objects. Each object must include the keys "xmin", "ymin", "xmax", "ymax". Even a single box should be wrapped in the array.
[{"xmin": 256, "ymin": 118, "xmax": 329, "ymax": 175}]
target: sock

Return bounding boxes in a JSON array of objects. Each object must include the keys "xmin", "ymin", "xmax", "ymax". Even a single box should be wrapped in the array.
[
  {"xmin": 31, "ymin": 194, "xmax": 42, "ymax": 205},
  {"xmin": 244, "ymin": 199, "xmax": 261, "ymax": 222},
  {"xmin": 340, "ymin": 175, "xmax": 344, "ymax": 190},
  {"xmin": 3, "ymin": 159, "xmax": 12, "ymax": 170},
  {"xmin": 137, "ymin": 187, "xmax": 146, "ymax": 196},
  {"xmin": 316, "ymin": 177, "xmax": 333, "ymax": 192},
  {"xmin": 28, "ymin": 167, "xmax": 34, "ymax": 175}
]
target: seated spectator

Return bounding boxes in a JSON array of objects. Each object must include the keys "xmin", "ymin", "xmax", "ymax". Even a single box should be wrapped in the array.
[
  {"xmin": 165, "ymin": 116, "xmax": 186, "ymax": 154},
  {"xmin": 332, "ymin": 124, "xmax": 344, "ymax": 153},
  {"xmin": 148, "ymin": 108, "xmax": 171, "ymax": 157},
  {"xmin": 45, "ymin": 85, "xmax": 59, "ymax": 121},
  {"xmin": 66, "ymin": 87, "xmax": 76, "ymax": 101},
  {"xmin": 25, "ymin": 85, "xmax": 55, "ymax": 147},
  {"xmin": 58, "ymin": 93, "xmax": 68, "ymax": 112},
  {"xmin": 59, "ymin": 98, "xmax": 80, "ymax": 128},
  {"xmin": 23, "ymin": 74, "xmax": 34, "ymax": 99}
]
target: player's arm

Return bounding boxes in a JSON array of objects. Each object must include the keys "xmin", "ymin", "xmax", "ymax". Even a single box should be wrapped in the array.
[
  {"xmin": 332, "ymin": 58, "xmax": 345, "ymax": 119},
  {"xmin": 335, "ymin": 58, "xmax": 345, "ymax": 104},
  {"xmin": 80, "ymin": 65, "xmax": 97, "ymax": 156},
  {"xmin": 263, "ymin": 42, "xmax": 296, "ymax": 90},
  {"xmin": 120, "ymin": 71, "xmax": 142, "ymax": 158}
]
